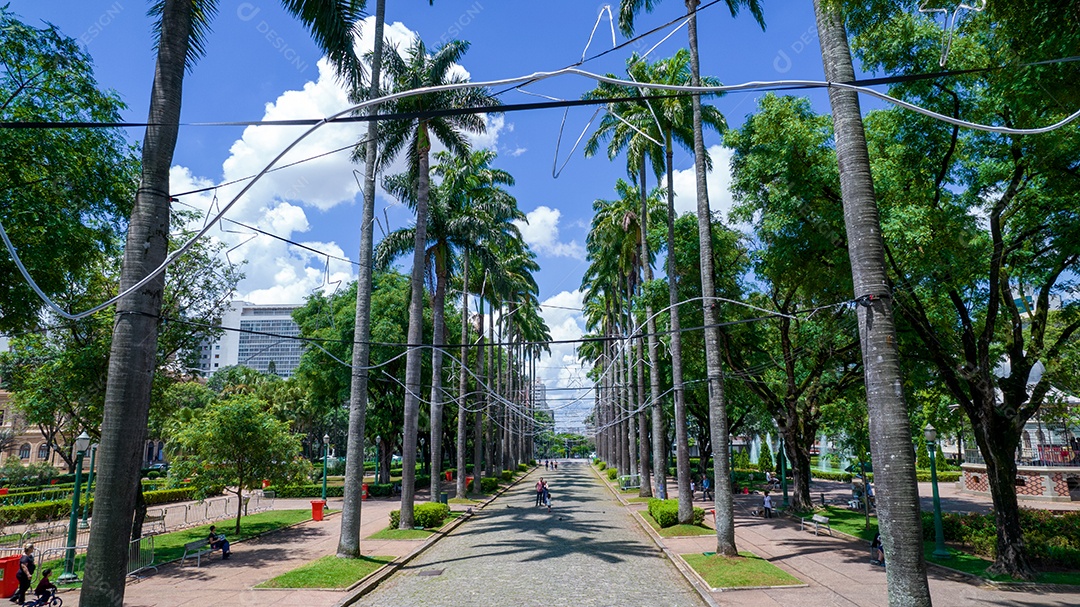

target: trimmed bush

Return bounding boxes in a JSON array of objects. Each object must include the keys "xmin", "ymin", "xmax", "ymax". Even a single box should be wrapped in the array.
[
  {"xmin": 606, "ymin": 468, "xmax": 618, "ymax": 480},
  {"xmin": 517, "ymin": 463, "xmax": 528, "ymax": 472},
  {"xmin": 597, "ymin": 461, "xmax": 607, "ymax": 471},
  {"xmin": 414, "ymin": 502, "xmax": 450, "ymax": 528},
  {"xmin": 480, "ymin": 477, "xmax": 499, "ymax": 493},
  {"xmin": 500, "ymin": 470, "xmax": 513, "ymax": 482},
  {"xmin": 269, "ymin": 484, "xmax": 345, "ymax": 499},
  {"xmin": 144, "ymin": 487, "xmax": 199, "ymax": 506},
  {"xmin": 647, "ymin": 498, "xmax": 705, "ymax": 528},
  {"xmin": 922, "ymin": 509, "xmax": 1080, "ymax": 569}
]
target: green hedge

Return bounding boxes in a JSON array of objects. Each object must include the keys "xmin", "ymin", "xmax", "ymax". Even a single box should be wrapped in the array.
[
  {"xmin": 500, "ymin": 470, "xmax": 513, "ymax": 482},
  {"xmin": 597, "ymin": 461, "xmax": 607, "ymax": 471},
  {"xmin": 389, "ymin": 502, "xmax": 451, "ymax": 529},
  {"xmin": 606, "ymin": 468, "xmax": 618, "ymax": 481},
  {"xmin": 0, "ymin": 487, "xmax": 198, "ymax": 525},
  {"xmin": 268, "ymin": 484, "xmax": 345, "ymax": 499},
  {"xmin": 810, "ymin": 469, "xmax": 960, "ymax": 483},
  {"xmin": 924, "ymin": 509, "xmax": 1080, "ymax": 568},
  {"xmin": 517, "ymin": 463, "xmax": 528, "ymax": 473},
  {"xmin": 647, "ymin": 498, "xmax": 705, "ymax": 528}
]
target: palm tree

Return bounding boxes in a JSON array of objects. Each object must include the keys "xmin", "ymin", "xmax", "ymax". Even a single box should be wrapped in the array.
[
  {"xmin": 618, "ymin": 0, "xmax": 763, "ymax": 555},
  {"xmin": 376, "ymin": 149, "xmax": 522, "ymax": 502},
  {"xmin": 374, "ymin": 37, "xmax": 501, "ymax": 528},
  {"xmin": 340, "ymin": 0, "xmax": 386, "ymax": 560},
  {"xmin": 86, "ymin": 1, "xmax": 363, "ymax": 600},
  {"xmin": 812, "ymin": 2, "xmax": 931, "ymax": 603}
]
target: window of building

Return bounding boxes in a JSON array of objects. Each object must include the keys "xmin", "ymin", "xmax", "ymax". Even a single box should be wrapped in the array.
[
  {"xmin": 37, "ymin": 443, "xmax": 49, "ymax": 460},
  {"xmin": 18, "ymin": 443, "xmax": 31, "ymax": 459}
]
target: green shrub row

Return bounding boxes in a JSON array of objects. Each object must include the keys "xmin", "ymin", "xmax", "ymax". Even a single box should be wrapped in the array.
[
  {"xmin": 923, "ymin": 509, "xmax": 1080, "ymax": 569},
  {"xmin": 0, "ymin": 487, "xmax": 197, "ymax": 525},
  {"xmin": 647, "ymin": 498, "xmax": 705, "ymax": 528},
  {"xmin": 267, "ymin": 484, "xmax": 346, "ymax": 498},
  {"xmin": 389, "ymin": 502, "xmax": 451, "ymax": 529}
]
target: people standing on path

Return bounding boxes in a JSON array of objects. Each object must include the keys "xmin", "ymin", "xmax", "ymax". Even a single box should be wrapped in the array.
[
  {"xmin": 535, "ymin": 477, "xmax": 546, "ymax": 507},
  {"xmin": 763, "ymin": 491, "xmax": 774, "ymax": 518},
  {"xmin": 701, "ymin": 475, "xmax": 712, "ymax": 501},
  {"xmin": 542, "ymin": 480, "xmax": 551, "ymax": 512}
]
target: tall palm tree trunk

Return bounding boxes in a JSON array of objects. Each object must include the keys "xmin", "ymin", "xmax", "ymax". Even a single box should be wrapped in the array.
[
  {"xmin": 339, "ymin": 0, "xmax": 385, "ymax": 557},
  {"xmin": 81, "ymin": 1, "xmax": 190, "ymax": 603},
  {"xmin": 429, "ymin": 266, "xmax": 448, "ymax": 502},
  {"xmin": 474, "ymin": 296, "xmax": 486, "ymax": 492},
  {"xmin": 684, "ymin": 1, "xmax": 735, "ymax": 551},
  {"xmin": 635, "ymin": 161, "xmax": 657, "ymax": 497},
  {"xmin": 812, "ymin": 2, "xmax": 930, "ymax": 603},
  {"xmin": 665, "ymin": 135, "xmax": 692, "ymax": 523},
  {"xmin": 398, "ymin": 122, "xmax": 433, "ymax": 528},
  {"xmin": 456, "ymin": 252, "xmax": 470, "ymax": 498}
]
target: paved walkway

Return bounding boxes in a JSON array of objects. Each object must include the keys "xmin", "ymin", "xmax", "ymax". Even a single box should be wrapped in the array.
[
  {"xmin": 53, "ymin": 464, "xmax": 1080, "ymax": 607},
  {"xmin": 352, "ymin": 460, "xmax": 703, "ymax": 607}
]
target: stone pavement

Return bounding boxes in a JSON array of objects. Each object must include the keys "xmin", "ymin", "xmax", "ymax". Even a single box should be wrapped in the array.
[
  {"xmin": 54, "ymin": 466, "xmax": 1080, "ymax": 607},
  {"xmin": 351, "ymin": 460, "xmax": 703, "ymax": 607}
]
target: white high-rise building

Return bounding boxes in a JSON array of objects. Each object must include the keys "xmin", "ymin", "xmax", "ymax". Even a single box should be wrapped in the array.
[{"xmin": 194, "ymin": 301, "xmax": 303, "ymax": 378}]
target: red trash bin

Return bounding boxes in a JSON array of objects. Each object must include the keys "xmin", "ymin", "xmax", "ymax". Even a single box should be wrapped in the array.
[
  {"xmin": 310, "ymin": 500, "xmax": 325, "ymax": 521},
  {"xmin": 445, "ymin": 470, "xmax": 452, "ymax": 481},
  {"xmin": 362, "ymin": 483, "xmax": 369, "ymax": 500},
  {"xmin": 0, "ymin": 554, "xmax": 20, "ymax": 598}
]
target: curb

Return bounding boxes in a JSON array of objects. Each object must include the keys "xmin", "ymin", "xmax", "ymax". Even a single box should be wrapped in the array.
[
  {"xmin": 589, "ymin": 464, "xmax": 722, "ymax": 607},
  {"xmin": 334, "ymin": 466, "xmax": 537, "ymax": 607}
]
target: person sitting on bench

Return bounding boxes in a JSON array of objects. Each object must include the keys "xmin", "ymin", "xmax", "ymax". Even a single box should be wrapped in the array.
[{"xmin": 208, "ymin": 525, "xmax": 232, "ymax": 559}]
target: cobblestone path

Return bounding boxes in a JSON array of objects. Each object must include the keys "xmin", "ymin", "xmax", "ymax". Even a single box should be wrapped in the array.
[{"xmin": 354, "ymin": 460, "xmax": 705, "ymax": 607}]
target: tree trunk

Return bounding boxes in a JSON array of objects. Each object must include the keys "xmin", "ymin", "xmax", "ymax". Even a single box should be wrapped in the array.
[
  {"xmin": 456, "ymin": 252, "xmax": 470, "ymax": 498},
  {"xmin": 81, "ymin": 1, "xmax": 190, "ymax": 603},
  {"xmin": 129, "ymin": 481, "xmax": 147, "ymax": 542},
  {"xmin": 474, "ymin": 297, "xmax": 486, "ymax": 493},
  {"xmin": 638, "ymin": 161, "xmax": 659, "ymax": 498},
  {"xmin": 813, "ymin": 2, "xmax": 931, "ymax": 603},
  {"xmin": 683, "ymin": 1, "xmax": 735, "ymax": 554},
  {"xmin": 664, "ymin": 134, "xmax": 692, "ymax": 524},
  {"xmin": 637, "ymin": 335, "xmax": 652, "ymax": 497},
  {"xmin": 429, "ymin": 262, "xmax": 448, "ymax": 502},
  {"xmin": 781, "ymin": 422, "xmax": 814, "ymax": 512},
  {"xmin": 338, "ymin": 0, "xmax": 385, "ymax": 558},
  {"xmin": 398, "ymin": 122, "xmax": 432, "ymax": 528}
]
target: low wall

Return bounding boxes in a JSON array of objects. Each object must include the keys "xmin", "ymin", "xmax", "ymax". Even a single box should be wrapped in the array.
[{"xmin": 961, "ymin": 463, "xmax": 1080, "ymax": 502}]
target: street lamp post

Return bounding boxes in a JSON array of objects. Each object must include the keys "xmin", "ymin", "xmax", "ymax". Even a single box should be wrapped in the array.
[
  {"xmin": 79, "ymin": 443, "xmax": 97, "ymax": 529},
  {"xmin": 60, "ymin": 431, "xmax": 91, "ymax": 583},
  {"xmin": 321, "ymin": 433, "xmax": 330, "ymax": 504},
  {"xmin": 375, "ymin": 435, "xmax": 381, "ymax": 485},
  {"xmin": 924, "ymin": 423, "xmax": 951, "ymax": 559}
]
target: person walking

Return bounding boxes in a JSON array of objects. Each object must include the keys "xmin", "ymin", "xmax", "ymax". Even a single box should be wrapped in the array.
[
  {"xmin": 10, "ymin": 544, "xmax": 34, "ymax": 605},
  {"xmin": 535, "ymin": 477, "xmax": 545, "ymax": 507},
  {"xmin": 763, "ymin": 491, "xmax": 774, "ymax": 518},
  {"xmin": 701, "ymin": 475, "xmax": 712, "ymax": 501},
  {"xmin": 542, "ymin": 480, "xmax": 551, "ymax": 512}
]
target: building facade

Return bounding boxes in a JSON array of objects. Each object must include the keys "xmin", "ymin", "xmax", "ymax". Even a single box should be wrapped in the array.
[{"xmin": 194, "ymin": 301, "xmax": 304, "ymax": 378}]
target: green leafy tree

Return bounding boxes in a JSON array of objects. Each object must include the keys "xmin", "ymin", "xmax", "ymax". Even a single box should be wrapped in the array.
[
  {"xmin": 0, "ymin": 8, "xmax": 138, "ymax": 334},
  {"xmin": 168, "ymin": 395, "xmax": 305, "ymax": 535}
]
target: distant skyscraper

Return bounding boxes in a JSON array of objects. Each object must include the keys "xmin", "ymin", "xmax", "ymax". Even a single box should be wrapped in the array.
[{"xmin": 195, "ymin": 302, "xmax": 303, "ymax": 378}]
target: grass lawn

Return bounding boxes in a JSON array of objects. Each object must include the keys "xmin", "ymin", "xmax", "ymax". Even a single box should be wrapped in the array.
[
  {"xmin": 682, "ymin": 551, "xmax": 802, "ymax": 589},
  {"xmin": 625, "ymin": 497, "xmax": 651, "ymax": 504},
  {"xmin": 925, "ymin": 545, "xmax": 1080, "ymax": 586},
  {"xmin": 255, "ymin": 554, "xmax": 394, "ymax": 589},
  {"xmin": 790, "ymin": 505, "xmax": 877, "ymax": 541},
  {"xmin": 448, "ymin": 497, "xmax": 480, "ymax": 505},
  {"xmin": 641, "ymin": 512, "xmax": 714, "ymax": 537}
]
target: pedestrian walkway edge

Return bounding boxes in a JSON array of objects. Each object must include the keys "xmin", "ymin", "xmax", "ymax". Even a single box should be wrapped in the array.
[{"xmin": 589, "ymin": 464, "xmax": 721, "ymax": 607}]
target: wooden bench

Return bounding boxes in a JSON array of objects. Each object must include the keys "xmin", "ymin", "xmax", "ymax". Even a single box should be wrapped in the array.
[
  {"xmin": 800, "ymin": 513, "xmax": 832, "ymax": 536},
  {"xmin": 181, "ymin": 539, "xmax": 220, "ymax": 567}
]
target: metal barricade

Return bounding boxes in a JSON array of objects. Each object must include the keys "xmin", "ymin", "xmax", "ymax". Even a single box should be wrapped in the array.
[
  {"xmin": 127, "ymin": 535, "xmax": 156, "ymax": 578},
  {"xmin": 21, "ymin": 522, "xmax": 70, "ymax": 553},
  {"xmin": 618, "ymin": 474, "xmax": 641, "ymax": 490}
]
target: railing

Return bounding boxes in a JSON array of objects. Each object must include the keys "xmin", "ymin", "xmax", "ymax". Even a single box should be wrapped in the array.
[
  {"xmin": 618, "ymin": 474, "xmax": 641, "ymax": 490},
  {"xmin": 127, "ymin": 535, "xmax": 156, "ymax": 577},
  {"xmin": 963, "ymin": 443, "xmax": 1080, "ymax": 467}
]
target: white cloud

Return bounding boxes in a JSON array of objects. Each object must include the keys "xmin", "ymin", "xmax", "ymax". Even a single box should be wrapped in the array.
[
  {"xmin": 515, "ymin": 206, "xmax": 585, "ymax": 259},
  {"xmin": 669, "ymin": 145, "xmax": 737, "ymax": 222},
  {"xmin": 171, "ymin": 16, "xmax": 505, "ymax": 305},
  {"xmin": 537, "ymin": 290, "xmax": 592, "ymax": 432},
  {"xmin": 507, "ymin": 146, "xmax": 527, "ymax": 157}
]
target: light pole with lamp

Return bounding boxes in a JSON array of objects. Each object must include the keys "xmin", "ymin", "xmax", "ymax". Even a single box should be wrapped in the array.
[
  {"xmin": 321, "ymin": 433, "xmax": 330, "ymax": 504},
  {"xmin": 79, "ymin": 443, "xmax": 97, "ymax": 529},
  {"xmin": 59, "ymin": 431, "xmax": 91, "ymax": 583},
  {"xmin": 375, "ymin": 435, "xmax": 381, "ymax": 485},
  {"xmin": 924, "ymin": 423, "xmax": 951, "ymax": 559}
]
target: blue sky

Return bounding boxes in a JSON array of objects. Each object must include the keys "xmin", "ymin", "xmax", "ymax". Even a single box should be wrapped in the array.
[{"xmin": 12, "ymin": 1, "xmax": 843, "ymax": 430}]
